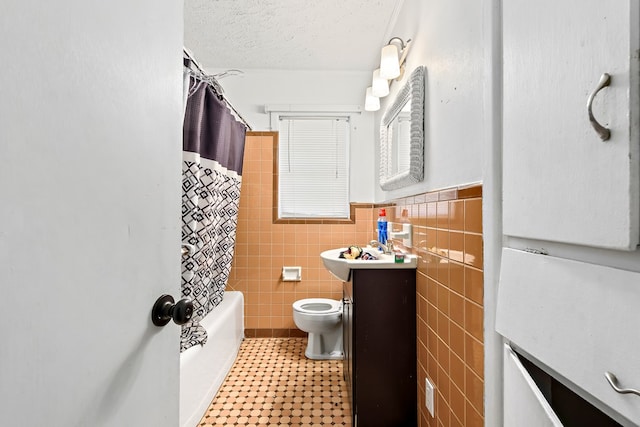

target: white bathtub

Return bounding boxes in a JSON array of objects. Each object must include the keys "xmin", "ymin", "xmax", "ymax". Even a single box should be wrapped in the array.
[{"xmin": 180, "ymin": 291, "xmax": 244, "ymax": 427}]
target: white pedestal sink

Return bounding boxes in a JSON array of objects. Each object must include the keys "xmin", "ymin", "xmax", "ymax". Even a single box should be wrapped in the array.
[{"xmin": 320, "ymin": 247, "xmax": 418, "ymax": 282}]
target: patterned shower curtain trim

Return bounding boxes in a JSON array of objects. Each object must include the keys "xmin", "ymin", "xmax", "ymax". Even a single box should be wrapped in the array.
[{"xmin": 181, "ymin": 77, "xmax": 246, "ymax": 352}]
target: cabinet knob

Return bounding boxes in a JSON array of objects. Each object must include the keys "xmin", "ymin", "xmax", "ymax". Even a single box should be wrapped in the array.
[{"xmin": 587, "ymin": 73, "xmax": 611, "ymax": 141}]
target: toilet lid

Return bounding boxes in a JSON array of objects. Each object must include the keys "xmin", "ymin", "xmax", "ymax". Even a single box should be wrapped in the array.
[{"xmin": 293, "ymin": 298, "xmax": 341, "ymax": 314}]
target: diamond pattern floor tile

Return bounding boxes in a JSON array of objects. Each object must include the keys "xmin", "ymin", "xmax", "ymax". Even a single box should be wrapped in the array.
[{"xmin": 198, "ymin": 338, "xmax": 352, "ymax": 427}]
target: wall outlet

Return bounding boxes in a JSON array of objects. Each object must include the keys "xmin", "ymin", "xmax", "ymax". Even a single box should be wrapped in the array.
[{"xmin": 425, "ymin": 378, "xmax": 435, "ymax": 416}]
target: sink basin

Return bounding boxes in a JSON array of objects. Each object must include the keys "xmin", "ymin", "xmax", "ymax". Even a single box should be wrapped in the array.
[{"xmin": 320, "ymin": 247, "xmax": 418, "ymax": 282}]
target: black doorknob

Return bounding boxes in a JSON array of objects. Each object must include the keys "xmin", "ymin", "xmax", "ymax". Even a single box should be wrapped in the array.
[{"xmin": 151, "ymin": 294, "xmax": 194, "ymax": 327}]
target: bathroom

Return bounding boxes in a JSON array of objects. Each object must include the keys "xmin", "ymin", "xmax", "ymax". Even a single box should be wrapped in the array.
[
  {"xmin": 184, "ymin": 1, "xmax": 486, "ymax": 425},
  {"xmin": 2, "ymin": 0, "xmax": 639, "ymax": 427}
]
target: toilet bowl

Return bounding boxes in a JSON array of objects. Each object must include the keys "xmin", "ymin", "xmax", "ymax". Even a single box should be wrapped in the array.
[{"xmin": 292, "ymin": 298, "xmax": 343, "ymax": 360}]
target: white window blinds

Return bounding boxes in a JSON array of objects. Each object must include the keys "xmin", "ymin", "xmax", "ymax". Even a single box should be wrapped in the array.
[{"xmin": 278, "ymin": 116, "xmax": 350, "ymax": 218}]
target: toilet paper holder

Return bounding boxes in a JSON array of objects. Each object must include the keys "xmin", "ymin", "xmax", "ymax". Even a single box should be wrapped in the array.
[{"xmin": 282, "ymin": 266, "xmax": 302, "ymax": 282}]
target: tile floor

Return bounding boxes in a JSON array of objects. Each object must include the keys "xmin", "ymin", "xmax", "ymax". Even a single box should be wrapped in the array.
[{"xmin": 198, "ymin": 338, "xmax": 352, "ymax": 427}]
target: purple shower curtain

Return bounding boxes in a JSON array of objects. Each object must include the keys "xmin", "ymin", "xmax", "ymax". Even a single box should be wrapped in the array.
[{"xmin": 181, "ymin": 77, "xmax": 246, "ymax": 352}]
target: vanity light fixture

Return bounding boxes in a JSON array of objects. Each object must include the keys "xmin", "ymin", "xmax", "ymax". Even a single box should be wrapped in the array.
[
  {"xmin": 371, "ymin": 69, "xmax": 390, "ymax": 97},
  {"xmin": 379, "ymin": 37, "xmax": 412, "ymax": 80},
  {"xmin": 364, "ymin": 36, "xmax": 412, "ymax": 112},
  {"xmin": 364, "ymin": 87, "xmax": 380, "ymax": 111}
]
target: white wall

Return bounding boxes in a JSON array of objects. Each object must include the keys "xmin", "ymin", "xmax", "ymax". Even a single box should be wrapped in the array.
[
  {"xmin": 202, "ymin": 0, "xmax": 485, "ymax": 201},
  {"xmin": 375, "ymin": 0, "xmax": 485, "ymax": 202},
  {"xmin": 210, "ymin": 69, "xmax": 376, "ymax": 202},
  {"xmin": 208, "ymin": 0, "xmax": 486, "ymax": 205}
]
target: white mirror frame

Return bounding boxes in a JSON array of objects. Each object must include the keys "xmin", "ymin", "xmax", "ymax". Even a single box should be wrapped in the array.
[{"xmin": 379, "ymin": 65, "xmax": 425, "ymax": 190}]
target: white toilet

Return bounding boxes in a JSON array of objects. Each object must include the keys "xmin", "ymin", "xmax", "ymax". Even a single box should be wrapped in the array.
[{"xmin": 292, "ymin": 298, "xmax": 343, "ymax": 360}]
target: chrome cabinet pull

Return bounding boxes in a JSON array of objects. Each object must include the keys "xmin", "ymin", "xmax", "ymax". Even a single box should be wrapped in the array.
[
  {"xmin": 587, "ymin": 73, "xmax": 612, "ymax": 141},
  {"xmin": 605, "ymin": 372, "xmax": 640, "ymax": 397}
]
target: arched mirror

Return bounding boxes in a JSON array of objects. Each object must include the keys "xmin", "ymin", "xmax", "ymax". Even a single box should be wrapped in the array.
[{"xmin": 379, "ymin": 65, "xmax": 425, "ymax": 190}]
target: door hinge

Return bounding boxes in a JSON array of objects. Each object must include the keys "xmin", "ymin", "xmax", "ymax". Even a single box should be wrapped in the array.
[{"xmin": 523, "ymin": 247, "xmax": 548, "ymax": 255}]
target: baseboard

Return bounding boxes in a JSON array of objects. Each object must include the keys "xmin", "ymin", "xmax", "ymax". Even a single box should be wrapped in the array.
[{"xmin": 244, "ymin": 328, "xmax": 306, "ymax": 338}]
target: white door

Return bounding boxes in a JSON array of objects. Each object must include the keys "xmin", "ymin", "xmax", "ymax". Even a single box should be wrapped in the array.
[
  {"xmin": 0, "ymin": 2, "xmax": 183, "ymax": 426},
  {"xmin": 503, "ymin": 0, "xmax": 640, "ymax": 250}
]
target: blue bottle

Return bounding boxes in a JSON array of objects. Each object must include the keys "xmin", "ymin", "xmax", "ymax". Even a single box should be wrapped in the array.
[{"xmin": 377, "ymin": 208, "xmax": 388, "ymax": 246}]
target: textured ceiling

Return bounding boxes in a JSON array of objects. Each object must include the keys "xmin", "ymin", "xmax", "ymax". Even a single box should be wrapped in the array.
[{"xmin": 184, "ymin": 0, "xmax": 403, "ymax": 72}]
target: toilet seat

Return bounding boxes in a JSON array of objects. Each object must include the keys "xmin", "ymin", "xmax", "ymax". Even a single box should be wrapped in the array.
[{"xmin": 293, "ymin": 298, "xmax": 341, "ymax": 314}]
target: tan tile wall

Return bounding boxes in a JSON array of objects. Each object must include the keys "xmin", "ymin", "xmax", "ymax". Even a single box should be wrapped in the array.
[
  {"xmin": 391, "ymin": 185, "xmax": 484, "ymax": 427},
  {"xmin": 228, "ymin": 132, "xmax": 378, "ymax": 333},
  {"xmin": 230, "ymin": 132, "xmax": 484, "ymax": 425}
]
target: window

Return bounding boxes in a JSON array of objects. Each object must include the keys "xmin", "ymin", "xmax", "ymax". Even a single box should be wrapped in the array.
[{"xmin": 277, "ymin": 116, "xmax": 350, "ymax": 219}]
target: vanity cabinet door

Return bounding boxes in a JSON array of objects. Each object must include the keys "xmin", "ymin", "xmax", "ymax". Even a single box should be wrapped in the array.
[
  {"xmin": 350, "ymin": 269, "xmax": 417, "ymax": 427},
  {"xmin": 503, "ymin": 0, "xmax": 640, "ymax": 250}
]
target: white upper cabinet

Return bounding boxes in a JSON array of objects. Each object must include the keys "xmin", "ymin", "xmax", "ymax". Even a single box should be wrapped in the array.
[{"xmin": 503, "ymin": 0, "xmax": 640, "ymax": 250}]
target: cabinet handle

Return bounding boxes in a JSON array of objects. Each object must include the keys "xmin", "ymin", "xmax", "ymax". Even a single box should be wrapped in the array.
[
  {"xmin": 605, "ymin": 372, "xmax": 640, "ymax": 397},
  {"xmin": 587, "ymin": 73, "xmax": 611, "ymax": 141}
]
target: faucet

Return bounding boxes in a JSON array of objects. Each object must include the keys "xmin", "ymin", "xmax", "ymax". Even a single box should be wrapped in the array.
[{"xmin": 370, "ymin": 239, "xmax": 393, "ymax": 254}]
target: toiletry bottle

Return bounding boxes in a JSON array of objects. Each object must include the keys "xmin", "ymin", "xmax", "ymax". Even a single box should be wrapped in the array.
[{"xmin": 377, "ymin": 208, "xmax": 388, "ymax": 247}]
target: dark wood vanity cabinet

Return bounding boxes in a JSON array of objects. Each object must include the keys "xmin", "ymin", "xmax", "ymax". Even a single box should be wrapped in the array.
[{"xmin": 342, "ymin": 268, "xmax": 417, "ymax": 427}]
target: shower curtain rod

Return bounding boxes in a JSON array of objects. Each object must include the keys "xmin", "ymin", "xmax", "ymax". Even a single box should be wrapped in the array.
[{"xmin": 183, "ymin": 47, "xmax": 252, "ymax": 130}]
